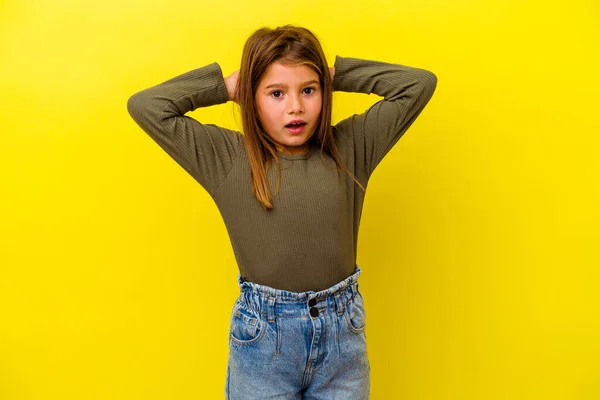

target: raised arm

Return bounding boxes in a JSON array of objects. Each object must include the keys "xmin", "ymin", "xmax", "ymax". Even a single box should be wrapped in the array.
[
  {"xmin": 126, "ymin": 62, "xmax": 244, "ymax": 196},
  {"xmin": 332, "ymin": 55, "xmax": 437, "ymax": 179}
]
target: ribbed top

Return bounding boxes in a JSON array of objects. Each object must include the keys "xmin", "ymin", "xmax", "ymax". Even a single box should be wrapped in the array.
[
  {"xmin": 276, "ymin": 145, "xmax": 315, "ymax": 160},
  {"xmin": 127, "ymin": 56, "xmax": 437, "ymax": 292}
]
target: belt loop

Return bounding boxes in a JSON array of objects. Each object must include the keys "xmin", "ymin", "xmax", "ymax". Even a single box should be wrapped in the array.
[
  {"xmin": 334, "ymin": 291, "xmax": 345, "ymax": 316},
  {"xmin": 255, "ymin": 287, "xmax": 264, "ymax": 315},
  {"xmin": 268, "ymin": 295, "xmax": 276, "ymax": 323}
]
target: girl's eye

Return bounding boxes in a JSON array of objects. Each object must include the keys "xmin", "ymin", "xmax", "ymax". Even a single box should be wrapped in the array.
[{"xmin": 270, "ymin": 88, "xmax": 316, "ymax": 99}]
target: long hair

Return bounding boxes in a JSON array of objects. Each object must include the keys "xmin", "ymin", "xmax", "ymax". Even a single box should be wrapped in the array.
[{"xmin": 235, "ymin": 25, "xmax": 365, "ymax": 210}]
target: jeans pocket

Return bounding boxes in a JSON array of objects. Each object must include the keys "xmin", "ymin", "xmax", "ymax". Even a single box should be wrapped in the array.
[
  {"xmin": 344, "ymin": 292, "xmax": 367, "ymax": 334},
  {"xmin": 229, "ymin": 300, "xmax": 266, "ymax": 346}
]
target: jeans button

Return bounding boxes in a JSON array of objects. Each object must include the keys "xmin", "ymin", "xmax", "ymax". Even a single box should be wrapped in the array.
[
  {"xmin": 310, "ymin": 307, "xmax": 319, "ymax": 318},
  {"xmin": 308, "ymin": 298, "xmax": 317, "ymax": 307}
]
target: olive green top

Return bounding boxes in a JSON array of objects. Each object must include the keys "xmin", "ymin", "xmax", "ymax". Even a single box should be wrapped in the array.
[{"xmin": 127, "ymin": 55, "xmax": 437, "ymax": 292}]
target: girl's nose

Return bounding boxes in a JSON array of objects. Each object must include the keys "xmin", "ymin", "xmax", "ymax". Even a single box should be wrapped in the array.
[{"xmin": 287, "ymin": 95, "xmax": 304, "ymax": 113}]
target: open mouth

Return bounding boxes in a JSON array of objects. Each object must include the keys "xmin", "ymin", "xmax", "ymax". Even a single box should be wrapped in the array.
[
  {"xmin": 285, "ymin": 122, "xmax": 307, "ymax": 128},
  {"xmin": 285, "ymin": 122, "xmax": 307, "ymax": 134}
]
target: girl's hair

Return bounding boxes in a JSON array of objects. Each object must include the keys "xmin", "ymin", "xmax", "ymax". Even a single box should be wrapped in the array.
[{"xmin": 235, "ymin": 24, "xmax": 365, "ymax": 210}]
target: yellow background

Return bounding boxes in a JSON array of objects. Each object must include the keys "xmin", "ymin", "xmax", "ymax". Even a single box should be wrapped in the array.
[{"xmin": 1, "ymin": 0, "xmax": 599, "ymax": 398}]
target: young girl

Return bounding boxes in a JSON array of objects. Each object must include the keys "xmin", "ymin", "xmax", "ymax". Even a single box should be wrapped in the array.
[{"xmin": 127, "ymin": 24, "xmax": 437, "ymax": 400}]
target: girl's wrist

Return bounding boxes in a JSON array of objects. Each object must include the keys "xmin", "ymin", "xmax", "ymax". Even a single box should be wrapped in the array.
[
  {"xmin": 224, "ymin": 70, "xmax": 240, "ymax": 103},
  {"xmin": 224, "ymin": 76, "xmax": 234, "ymax": 101}
]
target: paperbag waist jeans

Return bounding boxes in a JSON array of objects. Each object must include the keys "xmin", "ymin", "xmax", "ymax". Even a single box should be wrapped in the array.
[{"xmin": 225, "ymin": 265, "xmax": 370, "ymax": 399}]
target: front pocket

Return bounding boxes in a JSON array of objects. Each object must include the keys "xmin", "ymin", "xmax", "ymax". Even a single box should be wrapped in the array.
[
  {"xmin": 345, "ymin": 292, "xmax": 366, "ymax": 333},
  {"xmin": 229, "ymin": 302, "xmax": 265, "ymax": 345}
]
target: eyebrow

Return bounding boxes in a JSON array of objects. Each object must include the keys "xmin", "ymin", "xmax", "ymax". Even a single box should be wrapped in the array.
[{"xmin": 264, "ymin": 80, "xmax": 320, "ymax": 89}]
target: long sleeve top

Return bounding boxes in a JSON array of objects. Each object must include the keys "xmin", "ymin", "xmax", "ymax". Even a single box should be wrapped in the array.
[{"xmin": 127, "ymin": 56, "xmax": 437, "ymax": 292}]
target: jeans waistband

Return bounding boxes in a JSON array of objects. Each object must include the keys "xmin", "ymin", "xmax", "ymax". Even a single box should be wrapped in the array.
[{"xmin": 235, "ymin": 265, "xmax": 362, "ymax": 318}]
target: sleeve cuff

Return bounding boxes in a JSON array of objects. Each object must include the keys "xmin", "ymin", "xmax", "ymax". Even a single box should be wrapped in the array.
[{"xmin": 210, "ymin": 62, "xmax": 230, "ymax": 105}]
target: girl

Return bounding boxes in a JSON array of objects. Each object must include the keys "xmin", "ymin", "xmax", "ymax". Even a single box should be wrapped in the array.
[{"xmin": 127, "ymin": 24, "xmax": 437, "ymax": 400}]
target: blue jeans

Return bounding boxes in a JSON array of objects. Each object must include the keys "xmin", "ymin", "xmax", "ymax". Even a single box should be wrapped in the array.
[{"xmin": 225, "ymin": 265, "xmax": 370, "ymax": 399}]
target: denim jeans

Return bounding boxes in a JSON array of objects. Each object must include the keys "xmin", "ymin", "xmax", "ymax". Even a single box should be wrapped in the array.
[{"xmin": 225, "ymin": 265, "xmax": 370, "ymax": 399}]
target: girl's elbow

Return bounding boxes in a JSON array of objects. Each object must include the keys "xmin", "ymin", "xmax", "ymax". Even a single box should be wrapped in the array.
[{"xmin": 421, "ymin": 70, "xmax": 438, "ymax": 93}]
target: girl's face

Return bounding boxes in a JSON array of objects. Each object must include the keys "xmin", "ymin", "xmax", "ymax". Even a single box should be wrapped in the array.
[{"xmin": 255, "ymin": 62, "xmax": 322, "ymax": 155}]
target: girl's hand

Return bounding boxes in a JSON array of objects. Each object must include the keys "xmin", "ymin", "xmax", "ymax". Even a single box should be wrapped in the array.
[
  {"xmin": 225, "ymin": 69, "xmax": 240, "ymax": 104},
  {"xmin": 329, "ymin": 66, "xmax": 335, "ymax": 82}
]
